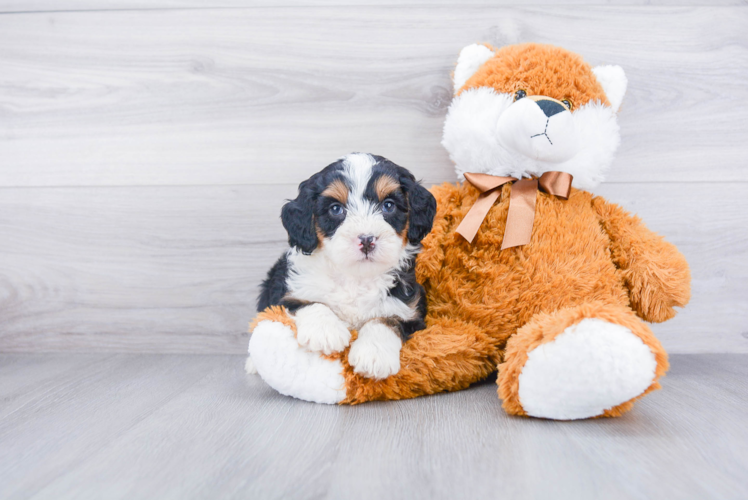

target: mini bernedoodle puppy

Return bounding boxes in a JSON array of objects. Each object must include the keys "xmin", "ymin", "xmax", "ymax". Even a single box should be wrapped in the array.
[{"xmin": 255, "ymin": 153, "xmax": 437, "ymax": 380}]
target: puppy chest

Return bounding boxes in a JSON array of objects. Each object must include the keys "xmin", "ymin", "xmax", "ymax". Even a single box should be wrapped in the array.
[
  {"xmin": 286, "ymin": 272, "xmax": 405, "ymax": 327},
  {"xmin": 328, "ymin": 284, "xmax": 400, "ymax": 326}
]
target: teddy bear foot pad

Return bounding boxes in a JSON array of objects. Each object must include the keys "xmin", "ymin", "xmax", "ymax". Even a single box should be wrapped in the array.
[
  {"xmin": 516, "ymin": 318, "xmax": 658, "ymax": 420},
  {"xmin": 248, "ymin": 319, "xmax": 346, "ymax": 404}
]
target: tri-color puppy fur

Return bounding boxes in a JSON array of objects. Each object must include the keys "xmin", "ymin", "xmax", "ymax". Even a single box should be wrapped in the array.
[{"xmin": 257, "ymin": 153, "xmax": 437, "ymax": 380}]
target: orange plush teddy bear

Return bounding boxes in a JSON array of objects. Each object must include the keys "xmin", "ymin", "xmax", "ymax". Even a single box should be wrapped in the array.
[{"xmin": 248, "ymin": 43, "xmax": 691, "ymax": 420}]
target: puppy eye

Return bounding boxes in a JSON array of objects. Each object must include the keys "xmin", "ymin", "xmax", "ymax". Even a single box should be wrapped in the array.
[
  {"xmin": 328, "ymin": 203, "xmax": 345, "ymax": 216},
  {"xmin": 382, "ymin": 200, "xmax": 396, "ymax": 214},
  {"xmin": 514, "ymin": 89, "xmax": 527, "ymax": 101},
  {"xmin": 561, "ymin": 99, "xmax": 573, "ymax": 110}
]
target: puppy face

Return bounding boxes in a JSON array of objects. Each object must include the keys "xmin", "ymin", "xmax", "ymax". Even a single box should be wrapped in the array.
[{"xmin": 281, "ymin": 153, "xmax": 436, "ymax": 275}]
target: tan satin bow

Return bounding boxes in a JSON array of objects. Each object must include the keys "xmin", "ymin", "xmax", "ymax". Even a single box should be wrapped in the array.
[{"xmin": 456, "ymin": 171, "xmax": 573, "ymax": 249}]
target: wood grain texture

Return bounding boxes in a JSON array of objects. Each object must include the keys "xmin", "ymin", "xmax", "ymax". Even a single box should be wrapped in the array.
[
  {"xmin": 0, "ymin": 185, "xmax": 290, "ymax": 353},
  {"xmin": 0, "ymin": 6, "xmax": 746, "ymax": 187},
  {"xmin": 0, "ymin": 353, "xmax": 746, "ymax": 500},
  {"xmin": 0, "ymin": 5, "xmax": 746, "ymax": 355},
  {"xmin": 1, "ymin": 1, "xmax": 745, "ymax": 14},
  {"xmin": 0, "ymin": 182, "xmax": 746, "ymax": 354}
]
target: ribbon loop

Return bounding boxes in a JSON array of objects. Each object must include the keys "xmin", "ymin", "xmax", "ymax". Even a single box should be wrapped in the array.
[
  {"xmin": 462, "ymin": 172, "xmax": 517, "ymax": 193},
  {"xmin": 538, "ymin": 171, "xmax": 572, "ymax": 199},
  {"xmin": 455, "ymin": 171, "xmax": 573, "ymax": 248}
]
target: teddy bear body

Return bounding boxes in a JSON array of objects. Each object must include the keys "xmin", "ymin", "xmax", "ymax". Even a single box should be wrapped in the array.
[
  {"xmin": 420, "ymin": 183, "xmax": 630, "ymax": 344},
  {"xmin": 412, "ymin": 181, "xmax": 688, "ymax": 418}
]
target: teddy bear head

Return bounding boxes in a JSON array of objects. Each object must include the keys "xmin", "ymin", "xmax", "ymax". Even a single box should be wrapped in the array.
[{"xmin": 441, "ymin": 43, "xmax": 627, "ymax": 190}]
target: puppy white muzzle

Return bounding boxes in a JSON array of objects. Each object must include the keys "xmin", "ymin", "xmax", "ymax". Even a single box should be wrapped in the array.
[{"xmin": 496, "ymin": 96, "xmax": 581, "ymax": 163}]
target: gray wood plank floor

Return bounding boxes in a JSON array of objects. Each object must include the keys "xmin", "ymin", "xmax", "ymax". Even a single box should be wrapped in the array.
[{"xmin": 0, "ymin": 353, "xmax": 746, "ymax": 500}]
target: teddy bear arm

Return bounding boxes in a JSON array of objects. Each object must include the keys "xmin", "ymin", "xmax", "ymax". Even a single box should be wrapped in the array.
[
  {"xmin": 592, "ymin": 196, "xmax": 691, "ymax": 323},
  {"xmin": 415, "ymin": 182, "xmax": 463, "ymax": 285}
]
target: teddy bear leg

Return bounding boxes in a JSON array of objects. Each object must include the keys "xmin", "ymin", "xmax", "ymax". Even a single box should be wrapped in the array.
[
  {"xmin": 342, "ymin": 317, "xmax": 501, "ymax": 404},
  {"xmin": 497, "ymin": 301, "xmax": 668, "ymax": 420},
  {"xmin": 248, "ymin": 309, "xmax": 501, "ymax": 405},
  {"xmin": 248, "ymin": 309, "xmax": 347, "ymax": 405}
]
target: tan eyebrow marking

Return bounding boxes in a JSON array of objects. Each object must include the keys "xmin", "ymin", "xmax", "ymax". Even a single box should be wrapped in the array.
[
  {"xmin": 375, "ymin": 175, "xmax": 401, "ymax": 201},
  {"xmin": 321, "ymin": 179, "xmax": 348, "ymax": 204}
]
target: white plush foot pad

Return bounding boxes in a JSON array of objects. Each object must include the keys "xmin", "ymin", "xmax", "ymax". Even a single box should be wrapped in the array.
[
  {"xmin": 518, "ymin": 318, "xmax": 657, "ymax": 420},
  {"xmin": 244, "ymin": 356, "xmax": 258, "ymax": 375},
  {"xmin": 248, "ymin": 320, "xmax": 346, "ymax": 404},
  {"xmin": 348, "ymin": 321, "xmax": 402, "ymax": 380}
]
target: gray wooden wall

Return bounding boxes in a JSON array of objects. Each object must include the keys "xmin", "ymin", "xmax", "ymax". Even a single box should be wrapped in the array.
[{"xmin": 1, "ymin": 1, "xmax": 746, "ymax": 354}]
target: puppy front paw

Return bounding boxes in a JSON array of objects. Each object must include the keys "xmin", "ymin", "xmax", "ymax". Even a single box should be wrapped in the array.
[
  {"xmin": 348, "ymin": 321, "xmax": 402, "ymax": 380},
  {"xmin": 294, "ymin": 303, "xmax": 351, "ymax": 355}
]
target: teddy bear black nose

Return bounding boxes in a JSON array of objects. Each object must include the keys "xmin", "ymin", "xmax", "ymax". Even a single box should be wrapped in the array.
[{"xmin": 536, "ymin": 99, "xmax": 566, "ymax": 118}]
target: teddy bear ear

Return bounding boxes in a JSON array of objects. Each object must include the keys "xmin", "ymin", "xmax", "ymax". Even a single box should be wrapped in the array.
[
  {"xmin": 592, "ymin": 65, "xmax": 628, "ymax": 112},
  {"xmin": 453, "ymin": 44, "xmax": 495, "ymax": 94}
]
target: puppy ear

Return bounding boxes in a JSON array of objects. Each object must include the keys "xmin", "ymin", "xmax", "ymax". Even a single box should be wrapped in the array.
[
  {"xmin": 398, "ymin": 170, "xmax": 437, "ymax": 244},
  {"xmin": 281, "ymin": 181, "xmax": 318, "ymax": 255}
]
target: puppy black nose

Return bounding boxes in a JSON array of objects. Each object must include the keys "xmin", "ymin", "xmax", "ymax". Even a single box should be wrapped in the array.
[
  {"xmin": 536, "ymin": 99, "xmax": 566, "ymax": 118},
  {"xmin": 358, "ymin": 234, "xmax": 376, "ymax": 255}
]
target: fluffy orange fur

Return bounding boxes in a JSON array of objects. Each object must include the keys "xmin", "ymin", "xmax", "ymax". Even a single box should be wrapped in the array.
[
  {"xmin": 592, "ymin": 197, "xmax": 691, "ymax": 322},
  {"xmin": 250, "ymin": 306, "xmax": 297, "ymax": 335},
  {"xmin": 460, "ymin": 43, "xmax": 610, "ymax": 108}
]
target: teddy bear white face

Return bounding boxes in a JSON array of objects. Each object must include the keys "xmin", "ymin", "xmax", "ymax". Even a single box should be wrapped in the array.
[
  {"xmin": 496, "ymin": 93, "xmax": 581, "ymax": 163},
  {"xmin": 442, "ymin": 44, "xmax": 628, "ymax": 190}
]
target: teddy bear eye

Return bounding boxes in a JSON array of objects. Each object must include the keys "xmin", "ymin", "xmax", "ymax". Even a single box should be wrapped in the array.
[
  {"xmin": 514, "ymin": 89, "xmax": 527, "ymax": 101},
  {"xmin": 561, "ymin": 99, "xmax": 573, "ymax": 110}
]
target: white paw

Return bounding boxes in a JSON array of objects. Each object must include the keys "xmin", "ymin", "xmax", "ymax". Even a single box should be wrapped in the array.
[
  {"xmin": 248, "ymin": 320, "xmax": 346, "ymax": 404},
  {"xmin": 518, "ymin": 318, "xmax": 658, "ymax": 420},
  {"xmin": 348, "ymin": 321, "xmax": 402, "ymax": 380},
  {"xmin": 294, "ymin": 304, "xmax": 351, "ymax": 355}
]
